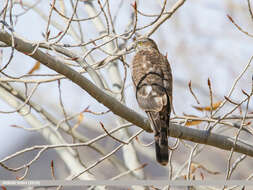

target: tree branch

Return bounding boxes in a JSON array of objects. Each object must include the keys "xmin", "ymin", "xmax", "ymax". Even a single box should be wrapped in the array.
[
  {"xmin": 1, "ymin": 29, "xmax": 253, "ymax": 158},
  {"xmin": 145, "ymin": 0, "xmax": 186, "ymax": 37}
]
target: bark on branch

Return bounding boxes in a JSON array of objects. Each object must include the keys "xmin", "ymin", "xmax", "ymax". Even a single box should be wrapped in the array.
[{"xmin": 1, "ymin": 29, "xmax": 253, "ymax": 157}]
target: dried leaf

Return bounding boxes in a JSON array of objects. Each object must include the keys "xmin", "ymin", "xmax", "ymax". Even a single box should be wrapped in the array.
[
  {"xmin": 193, "ymin": 101, "xmax": 222, "ymax": 111},
  {"xmin": 191, "ymin": 163, "xmax": 197, "ymax": 173},
  {"xmin": 210, "ymin": 101, "xmax": 222, "ymax": 110},
  {"xmin": 195, "ymin": 162, "xmax": 220, "ymax": 175},
  {"xmin": 73, "ymin": 113, "xmax": 84, "ymax": 130},
  {"xmin": 185, "ymin": 120, "xmax": 203, "ymax": 126},
  {"xmin": 28, "ymin": 61, "xmax": 40, "ymax": 74}
]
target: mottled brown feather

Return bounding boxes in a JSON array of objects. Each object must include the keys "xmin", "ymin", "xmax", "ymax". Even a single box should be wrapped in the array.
[{"xmin": 131, "ymin": 38, "xmax": 173, "ymax": 165}]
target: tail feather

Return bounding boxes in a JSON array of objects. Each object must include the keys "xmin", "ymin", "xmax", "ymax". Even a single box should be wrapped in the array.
[
  {"xmin": 147, "ymin": 111, "xmax": 169, "ymax": 166},
  {"xmin": 155, "ymin": 133, "xmax": 168, "ymax": 165}
]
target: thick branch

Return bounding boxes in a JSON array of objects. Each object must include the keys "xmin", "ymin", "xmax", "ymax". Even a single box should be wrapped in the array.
[
  {"xmin": 0, "ymin": 29, "xmax": 152, "ymax": 133},
  {"xmin": 1, "ymin": 30, "xmax": 253, "ymax": 157}
]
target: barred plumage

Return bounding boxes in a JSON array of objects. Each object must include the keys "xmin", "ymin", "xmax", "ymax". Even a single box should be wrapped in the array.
[{"xmin": 131, "ymin": 38, "xmax": 173, "ymax": 165}]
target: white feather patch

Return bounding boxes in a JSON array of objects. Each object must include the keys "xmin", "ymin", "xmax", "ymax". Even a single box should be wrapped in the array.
[
  {"xmin": 144, "ymin": 85, "xmax": 152, "ymax": 95},
  {"xmin": 154, "ymin": 96, "xmax": 162, "ymax": 104},
  {"xmin": 151, "ymin": 91, "xmax": 158, "ymax": 96}
]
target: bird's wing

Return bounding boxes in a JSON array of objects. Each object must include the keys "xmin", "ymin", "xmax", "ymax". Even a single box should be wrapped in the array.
[
  {"xmin": 132, "ymin": 49, "xmax": 172, "ymax": 166},
  {"xmin": 132, "ymin": 50, "xmax": 169, "ymax": 112}
]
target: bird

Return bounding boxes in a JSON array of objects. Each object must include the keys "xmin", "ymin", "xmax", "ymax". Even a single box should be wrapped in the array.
[{"xmin": 131, "ymin": 37, "xmax": 173, "ymax": 165}]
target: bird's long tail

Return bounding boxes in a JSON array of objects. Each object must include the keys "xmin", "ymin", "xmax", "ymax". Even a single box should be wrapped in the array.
[{"xmin": 147, "ymin": 111, "xmax": 169, "ymax": 166}]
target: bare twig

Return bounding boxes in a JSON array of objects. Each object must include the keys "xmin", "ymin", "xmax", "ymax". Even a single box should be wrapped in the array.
[{"xmin": 1, "ymin": 30, "xmax": 253, "ymax": 159}]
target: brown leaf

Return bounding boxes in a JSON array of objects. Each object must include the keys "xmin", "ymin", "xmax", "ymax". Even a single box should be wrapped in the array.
[
  {"xmin": 185, "ymin": 120, "xmax": 203, "ymax": 126},
  {"xmin": 28, "ymin": 61, "xmax": 40, "ymax": 74},
  {"xmin": 191, "ymin": 163, "xmax": 197, "ymax": 173},
  {"xmin": 73, "ymin": 113, "xmax": 84, "ymax": 130},
  {"xmin": 194, "ymin": 162, "xmax": 220, "ymax": 175},
  {"xmin": 193, "ymin": 101, "xmax": 222, "ymax": 111}
]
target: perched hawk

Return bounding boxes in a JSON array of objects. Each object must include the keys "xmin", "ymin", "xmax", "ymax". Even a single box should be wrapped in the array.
[{"xmin": 131, "ymin": 38, "xmax": 173, "ymax": 165}]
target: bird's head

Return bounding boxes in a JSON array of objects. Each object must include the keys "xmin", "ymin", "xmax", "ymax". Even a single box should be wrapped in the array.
[{"xmin": 134, "ymin": 37, "xmax": 158, "ymax": 51}]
